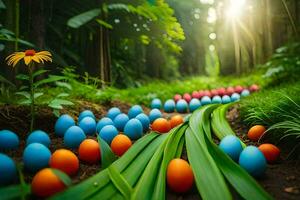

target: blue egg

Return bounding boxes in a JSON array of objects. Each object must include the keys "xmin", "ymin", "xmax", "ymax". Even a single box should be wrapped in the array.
[
  {"xmin": 239, "ymin": 146, "xmax": 267, "ymax": 177},
  {"xmin": 124, "ymin": 119, "xmax": 143, "ymax": 140},
  {"xmin": 0, "ymin": 153, "xmax": 17, "ymax": 185},
  {"xmin": 189, "ymin": 98, "xmax": 201, "ymax": 112},
  {"xmin": 201, "ymin": 96, "xmax": 212, "ymax": 105},
  {"xmin": 107, "ymin": 107, "xmax": 121, "ymax": 120},
  {"xmin": 219, "ymin": 135, "xmax": 243, "ymax": 161},
  {"xmin": 99, "ymin": 125, "xmax": 118, "ymax": 144},
  {"xmin": 149, "ymin": 109, "xmax": 162, "ymax": 123},
  {"xmin": 164, "ymin": 99, "xmax": 176, "ymax": 113},
  {"xmin": 96, "ymin": 117, "xmax": 114, "ymax": 133},
  {"xmin": 0, "ymin": 130, "xmax": 19, "ymax": 150},
  {"xmin": 78, "ymin": 110, "xmax": 95, "ymax": 122},
  {"xmin": 151, "ymin": 98, "xmax": 162, "ymax": 109},
  {"xmin": 241, "ymin": 89, "xmax": 250, "ymax": 97},
  {"xmin": 79, "ymin": 116, "xmax": 96, "ymax": 136},
  {"xmin": 176, "ymin": 99, "xmax": 188, "ymax": 113},
  {"xmin": 135, "ymin": 113, "xmax": 150, "ymax": 132},
  {"xmin": 222, "ymin": 95, "xmax": 231, "ymax": 104},
  {"xmin": 128, "ymin": 105, "xmax": 143, "ymax": 119},
  {"xmin": 212, "ymin": 96, "xmax": 222, "ymax": 104},
  {"xmin": 113, "ymin": 113, "xmax": 129, "ymax": 131},
  {"xmin": 54, "ymin": 114, "xmax": 75, "ymax": 137},
  {"xmin": 64, "ymin": 126, "xmax": 86, "ymax": 148},
  {"xmin": 26, "ymin": 130, "xmax": 51, "ymax": 147},
  {"xmin": 23, "ymin": 143, "xmax": 51, "ymax": 172},
  {"xmin": 231, "ymin": 93, "xmax": 241, "ymax": 102}
]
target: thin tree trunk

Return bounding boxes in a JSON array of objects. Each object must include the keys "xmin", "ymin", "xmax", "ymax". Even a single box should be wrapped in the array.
[{"xmin": 265, "ymin": 0, "xmax": 273, "ymax": 58}]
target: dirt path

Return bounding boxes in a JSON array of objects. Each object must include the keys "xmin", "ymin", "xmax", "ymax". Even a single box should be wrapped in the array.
[{"xmin": 0, "ymin": 103, "xmax": 299, "ymax": 199}]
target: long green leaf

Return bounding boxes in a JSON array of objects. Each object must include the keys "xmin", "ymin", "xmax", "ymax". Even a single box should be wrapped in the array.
[
  {"xmin": 51, "ymin": 169, "xmax": 72, "ymax": 187},
  {"xmin": 0, "ymin": 184, "xmax": 31, "ymax": 200},
  {"xmin": 67, "ymin": 9, "xmax": 101, "ymax": 28},
  {"xmin": 97, "ymin": 134, "xmax": 117, "ymax": 169},
  {"xmin": 33, "ymin": 75, "xmax": 65, "ymax": 88}
]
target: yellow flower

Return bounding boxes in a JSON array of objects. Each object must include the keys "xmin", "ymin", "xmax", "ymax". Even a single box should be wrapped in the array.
[{"xmin": 6, "ymin": 50, "xmax": 52, "ymax": 67}]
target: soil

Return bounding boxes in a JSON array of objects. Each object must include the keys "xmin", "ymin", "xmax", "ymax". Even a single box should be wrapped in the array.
[{"xmin": 0, "ymin": 102, "xmax": 299, "ymax": 200}]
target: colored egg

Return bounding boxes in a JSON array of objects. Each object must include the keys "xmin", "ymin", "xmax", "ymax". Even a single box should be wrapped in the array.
[
  {"xmin": 135, "ymin": 113, "xmax": 150, "ymax": 132},
  {"xmin": 235, "ymin": 85, "xmax": 244, "ymax": 93},
  {"xmin": 78, "ymin": 110, "xmax": 95, "ymax": 122},
  {"xmin": 164, "ymin": 99, "xmax": 176, "ymax": 113},
  {"xmin": 219, "ymin": 135, "xmax": 243, "ymax": 161},
  {"xmin": 113, "ymin": 113, "xmax": 129, "ymax": 131},
  {"xmin": 189, "ymin": 98, "xmax": 201, "ymax": 112},
  {"xmin": 201, "ymin": 96, "xmax": 212, "ymax": 105},
  {"xmin": 54, "ymin": 114, "xmax": 75, "ymax": 137},
  {"xmin": 99, "ymin": 125, "xmax": 118, "ymax": 144},
  {"xmin": 222, "ymin": 95, "xmax": 231, "ymax": 104},
  {"xmin": 192, "ymin": 91, "xmax": 200, "ymax": 99},
  {"xmin": 96, "ymin": 117, "xmax": 114, "ymax": 133},
  {"xmin": 247, "ymin": 125, "xmax": 266, "ymax": 141},
  {"xmin": 128, "ymin": 105, "xmax": 143, "ymax": 119},
  {"xmin": 212, "ymin": 95, "xmax": 222, "ymax": 104},
  {"xmin": 167, "ymin": 159, "xmax": 194, "ymax": 193},
  {"xmin": 79, "ymin": 139, "xmax": 101, "ymax": 164},
  {"xmin": 106, "ymin": 107, "xmax": 121, "ymax": 120},
  {"xmin": 183, "ymin": 93, "xmax": 192, "ymax": 103},
  {"xmin": 49, "ymin": 149, "xmax": 79, "ymax": 176},
  {"xmin": 0, "ymin": 130, "xmax": 19, "ymax": 150},
  {"xmin": 210, "ymin": 89, "xmax": 218, "ymax": 96},
  {"xmin": 176, "ymin": 99, "xmax": 188, "ymax": 113},
  {"xmin": 64, "ymin": 126, "xmax": 86, "ymax": 148},
  {"xmin": 111, "ymin": 134, "xmax": 132, "ymax": 157},
  {"xmin": 231, "ymin": 93, "xmax": 240, "ymax": 102},
  {"xmin": 31, "ymin": 168, "xmax": 67, "ymax": 197},
  {"xmin": 0, "ymin": 153, "xmax": 17, "ymax": 185},
  {"xmin": 78, "ymin": 117, "xmax": 96, "ymax": 136},
  {"xmin": 152, "ymin": 118, "xmax": 171, "ymax": 133},
  {"xmin": 258, "ymin": 143, "xmax": 280, "ymax": 163},
  {"xmin": 151, "ymin": 98, "xmax": 162, "ymax": 109},
  {"xmin": 174, "ymin": 94, "xmax": 182, "ymax": 102},
  {"xmin": 170, "ymin": 115, "xmax": 184, "ymax": 128},
  {"xmin": 26, "ymin": 130, "xmax": 51, "ymax": 147},
  {"xmin": 241, "ymin": 89, "xmax": 250, "ymax": 97},
  {"xmin": 149, "ymin": 109, "xmax": 162, "ymax": 123},
  {"xmin": 124, "ymin": 119, "xmax": 143, "ymax": 140},
  {"xmin": 249, "ymin": 84, "xmax": 259, "ymax": 92},
  {"xmin": 239, "ymin": 146, "xmax": 267, "ymax": 177},
  {"xmin": 23, "ymin": 143, "xmax": 51, "ymax": 172},
  {"xmin": 203, "ymin": 90, "xmax": 212, "ymax": 97},
  {"xmin": 198, "ymin": 90, "xmax": 205, "ymax": 98},
  {"xmin": 217, "ymin": 87, "xmax": 226, "ymax": 96},
  {"xmin": 226, "ymin": 87, "xmax": 235, "ymax": 96}
]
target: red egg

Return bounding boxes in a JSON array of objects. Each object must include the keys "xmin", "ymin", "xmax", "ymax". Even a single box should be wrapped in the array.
[
  {"xmin": 235, "ymin": 85, "xmax": 244, "ymax": 94},
  {"xmin": 183, "ymin": 93, "xmax": 192, "ymax": 103},
  {"xmin": 198, "ymin": 90, "xmax": 205, "ymax": 98},
  {"xmin": 174, "ymin": 94, "xmax": 182, "ymax": 102},
  {"xmin": 210, "ymin": 89, "xmax": 218, "ymax": 97},
  {"xmin": 192, "ymin": 91, "xmax": 200, "ymax": 99},
  {"xmin": 217, "ymin": 88, "xmax": 226, "ymax": 96},
  {"xmin": 226, "ymin": 87, "xmax": 235, "ymax": 96},
  {"xmin": 258, "ymin": 143, "xmax": 280, "ymax": 163},
  {"xmin": 249, "ymin": 84, "xmax": 259, "ymax": 92},
  {"xmin": 203, "ymin": 90, "xmax": 212, "ymax": 97}
]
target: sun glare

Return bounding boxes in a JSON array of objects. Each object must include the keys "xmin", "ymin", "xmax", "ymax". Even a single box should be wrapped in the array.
[{"xmin": 226, "ymin": 0, "xmax": 246, "ymax": 19}]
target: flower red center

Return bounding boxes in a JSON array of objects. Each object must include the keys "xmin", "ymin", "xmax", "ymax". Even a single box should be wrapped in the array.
[{"xmin": 25, "ymin": 50, "xmax": 36, "ymax": 56}]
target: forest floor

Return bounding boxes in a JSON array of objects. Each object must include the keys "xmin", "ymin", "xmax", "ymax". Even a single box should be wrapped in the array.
[{"xmin": 0, "ymin": 102, "xmax": 299, "ymax": 200}]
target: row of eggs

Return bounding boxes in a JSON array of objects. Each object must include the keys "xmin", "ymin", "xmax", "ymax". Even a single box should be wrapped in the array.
[{"xmin": 151, "ymin": 92, "xmax": 244, "ymax": 113}]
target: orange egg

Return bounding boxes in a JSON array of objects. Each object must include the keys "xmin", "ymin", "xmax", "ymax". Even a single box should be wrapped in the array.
[
  {"xmin": 78, "ymin": 139, "xmax": 101, "ymax": 164},
  {"xmin": 247, "ymin": 125, "xmax": 266, "ymax": 141},
  {"xmin": 151, "ymin": 118, "xmax": 171, "ymax": 133},
  {"xmin": 31, "ymin": 168, "xmax": 67, "ymax": 197},
  {"xmin": 167, "ymin": 158, "xmax": 194, "ymax": 193},
  {"xmin": 170, "ymin": 115, "xmax": 184, "ymax": 128},
  {"xmin": 258, "ymin": 143, "xmax": 280, "ymax": 163},
  {"xmin": 111, "ymin": 134, "xmax": 132, "ymax": 157},
  {"xmin": 49, "ymin": 149, "xmax": 79, "ymax": 176}
]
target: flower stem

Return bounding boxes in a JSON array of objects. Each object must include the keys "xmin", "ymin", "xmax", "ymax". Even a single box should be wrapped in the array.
[{"xmin": 29, "ymin": 63, "xmax": 35, "ymax": 132}]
